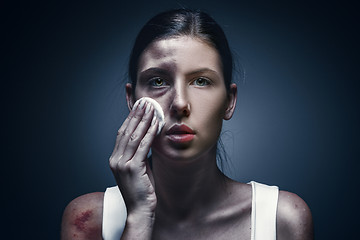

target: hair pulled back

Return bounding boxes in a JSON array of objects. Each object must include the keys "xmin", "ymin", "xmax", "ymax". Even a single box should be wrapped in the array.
[{"xmin": 128, "ymin": 9, "xmax": 233, "ymax": 92}]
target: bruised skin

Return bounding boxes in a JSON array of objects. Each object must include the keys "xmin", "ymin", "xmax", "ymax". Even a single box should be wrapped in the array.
[
  {"xmin": 74, "ymin": 210, "xmax": 93, "ymax": 232},
  {"xmin": 134, "ymin": 37, "xmax": 233, "ymax": 162},
  {"xmin": 61, "ymin": 35, "xmax": 313, "ymax": 239},
  {"xmin": 61, "ymin": 192, "xmax": 103, "ymax": 240}
]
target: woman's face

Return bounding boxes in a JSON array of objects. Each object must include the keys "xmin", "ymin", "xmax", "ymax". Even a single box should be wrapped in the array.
[{"xmin": 127, "ymin": 36, "xmax": 236, "ymax": 161}]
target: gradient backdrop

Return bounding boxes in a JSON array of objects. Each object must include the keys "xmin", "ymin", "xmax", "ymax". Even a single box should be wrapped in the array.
[{"xmin": 5, "ymin": 0, "xmax": 359, "ymax": 239}]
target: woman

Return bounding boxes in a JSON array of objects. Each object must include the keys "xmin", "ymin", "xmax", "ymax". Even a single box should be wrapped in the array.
[{"xmin": 61, "ymin": 9, "xmax": 313, "ymax": 240}]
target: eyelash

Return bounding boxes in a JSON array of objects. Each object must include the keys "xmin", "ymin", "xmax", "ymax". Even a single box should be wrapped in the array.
[
  {"xmin": 192, "ymin": 77, "xmax": 211, "ymax": 86},
  {"xmin": 148, "ymin": 77, "xmax": 212, "ymax": 88},
  {"xmin": 149, "ymin": 77, "xmax": 167, "ymax": 87}
]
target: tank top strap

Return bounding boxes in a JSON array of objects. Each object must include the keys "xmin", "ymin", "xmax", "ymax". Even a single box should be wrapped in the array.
[
  {"xmin": 102, "ymin": 186, "xmax": 127, "ymax": 240},
  {"xmin": 250, "ymin": 181, "xmax": 279, "ymax": 240}
]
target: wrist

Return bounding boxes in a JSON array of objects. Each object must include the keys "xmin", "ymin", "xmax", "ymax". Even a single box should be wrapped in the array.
[
  {"xmin": 127, "ymin": 210, "xmax": 155, "ymax": 225},
  {"xmin": 121, "ymin": 211, "xmax": 155, "ymax": 240}
]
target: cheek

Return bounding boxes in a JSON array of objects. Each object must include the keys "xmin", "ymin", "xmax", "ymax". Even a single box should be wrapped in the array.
[
  {"xmin": 134, "ymin": 86, "xmax": 146, "ymax": 100},
  {"xmin": 134, "ymin": 85, "xmax": 173, "ymax": 109},
  {"xmin": 190, "ymin": 93, "xmax": 226, "ymax": 131},
  {"xmin": 190, "ymin": 90, "xmax": 227, "ymax": 118},
  {"xmin": 196, "ymin": 106, "xmax": 224, "ymax": 130}
]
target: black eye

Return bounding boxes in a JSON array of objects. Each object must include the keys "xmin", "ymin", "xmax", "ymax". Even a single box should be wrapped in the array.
[
  {"xmin": 150, "ymin": 77, "xmax": 165, "ymax": 87},
  {"xmin": 194, "ymin": 77, "xmax": 209, "ymax": 86}
]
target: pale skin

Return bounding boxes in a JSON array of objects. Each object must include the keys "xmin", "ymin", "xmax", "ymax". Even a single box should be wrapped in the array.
[{"xmin": 61, "ymin": 36, "xmax": 314, "ymax": 239}]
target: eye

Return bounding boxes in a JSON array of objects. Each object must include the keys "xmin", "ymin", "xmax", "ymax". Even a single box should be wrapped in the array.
[
  {"xmin": 150, "ymin": 77, "xmax": 165, "ymax": 87},
  {"xmin": 193, "ymin": 77, "xmax": 210, "ymax": 86}
]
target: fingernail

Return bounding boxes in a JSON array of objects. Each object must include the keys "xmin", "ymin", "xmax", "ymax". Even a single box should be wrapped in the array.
[
  {"xmin": 132, "ymin": 100, "xmax": 140, "ymax": 111},
  {"xmin": 151, "ymin": 116, "xmax": 156, "ymax": 125},
  {"xmin": 145, "ymin": 103, "xmax": 152, "ymax": 113},
  {"xmin": 139, "ymin": 99, "xmax": 146, "ymax": 109}
]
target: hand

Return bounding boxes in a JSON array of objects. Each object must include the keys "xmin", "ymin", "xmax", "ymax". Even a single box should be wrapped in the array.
[{"xmin": 109, "ymin": 99, "xmax": 158, "ymax": 220}]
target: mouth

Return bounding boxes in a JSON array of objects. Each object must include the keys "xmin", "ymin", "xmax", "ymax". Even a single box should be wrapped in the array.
[{"xmin": 166, "ymin": 124, "xmax": 195, "ymax": 143}]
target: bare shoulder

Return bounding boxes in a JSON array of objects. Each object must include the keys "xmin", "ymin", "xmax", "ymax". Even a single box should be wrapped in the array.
[
  {"xmin": 276, "ymin": 190, "xmax": 314, "ymax": 240},
  {"xmin": 61, "ymin": 192, "xmax": 104, "ymax": 240}
]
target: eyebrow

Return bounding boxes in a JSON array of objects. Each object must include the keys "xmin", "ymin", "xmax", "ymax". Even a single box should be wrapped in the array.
[
  {"xmin": 139, "ymin": 67, "xmax": 220, "ymax": 77},
  {"xmin": 139, "ymin": 67, "xmax": 170, "ymax": 76},
  {"xmin": 185, "ymin": 68, "xmax": 220, "ymax": 77}
]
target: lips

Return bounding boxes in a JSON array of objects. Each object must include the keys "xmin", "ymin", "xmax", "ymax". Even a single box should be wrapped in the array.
[{"xmin": 166, "ymin": 124, "xmax": 195, "ymax": 143}]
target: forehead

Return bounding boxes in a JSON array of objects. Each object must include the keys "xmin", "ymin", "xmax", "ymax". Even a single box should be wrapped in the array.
[{"xmin": 137, "ymin": 36, "xmax": 222, "ymax": 74}]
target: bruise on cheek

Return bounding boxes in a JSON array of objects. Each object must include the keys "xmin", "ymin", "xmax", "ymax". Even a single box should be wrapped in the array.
[{"xmin": 74, "ymin": 210, "xmax": 93, "ymax": 231}]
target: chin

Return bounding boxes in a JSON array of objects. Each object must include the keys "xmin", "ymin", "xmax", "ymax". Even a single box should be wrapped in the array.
[
  {"xmin": 151, "ymin": 134, "xmax": 217, "ymax": 162},
  {"xmin": 153, "ymin": 148, "xmax": 194, "ymax": 162},
  {"xmin": 152, "ymin": 144, "xmax": 216, "ymax": 165}
]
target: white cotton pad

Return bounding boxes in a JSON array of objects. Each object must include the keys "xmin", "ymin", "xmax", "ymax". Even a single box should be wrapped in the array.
[{"xmin": 134, "ymin": 97, "xmax": 165, "ymax": 135}]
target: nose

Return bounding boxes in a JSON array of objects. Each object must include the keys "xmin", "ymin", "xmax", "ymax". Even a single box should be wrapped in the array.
[{"xmin": 170, "ymin": 85, "xmax": 190, "ymax": 118}]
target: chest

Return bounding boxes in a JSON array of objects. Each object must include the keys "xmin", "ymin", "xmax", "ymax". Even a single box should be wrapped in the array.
[{"xmin": 151, "ymin": 209, "xmax": 252, "ymax": 240}]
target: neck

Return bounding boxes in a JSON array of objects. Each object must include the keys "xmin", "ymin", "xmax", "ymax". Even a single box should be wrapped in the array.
[{"xmin": 151, "ymin": 147, "xmax": 227, "ymax": 221}]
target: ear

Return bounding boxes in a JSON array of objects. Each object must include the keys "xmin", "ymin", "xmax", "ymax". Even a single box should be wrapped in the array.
[
  {"xmin": 224, "ymin": 83, "xmax": 237, "ymax": 120},
  {"xmin": 126, "ymin": 83, "xmax": 135, "ymax": 111}
]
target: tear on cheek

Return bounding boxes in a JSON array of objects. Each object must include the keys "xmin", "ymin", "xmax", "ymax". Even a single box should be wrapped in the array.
[{"xmin": 74, "ymin": 210, "xmax": 93, "ymax": 231}]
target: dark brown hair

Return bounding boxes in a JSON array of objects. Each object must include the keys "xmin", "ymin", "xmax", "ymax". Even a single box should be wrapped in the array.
[{"xmin": 128, "ymin": 8, "xmax": 234, "ymax": 92}]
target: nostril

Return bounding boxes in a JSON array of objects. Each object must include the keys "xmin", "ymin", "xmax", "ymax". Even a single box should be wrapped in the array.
[{"xmin": 170, "ymin": 102, "xmax": 190, "ymax": 118}]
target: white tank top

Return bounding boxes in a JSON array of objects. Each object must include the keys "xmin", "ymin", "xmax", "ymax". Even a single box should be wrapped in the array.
[{"xmin": 102, "ymin": 181, "xmax": 279, "ymax": 240}]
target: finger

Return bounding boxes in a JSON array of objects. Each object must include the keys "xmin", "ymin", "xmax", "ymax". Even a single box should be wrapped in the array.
[
  {"xmin": 126, "ymin": 118, "xmax": 158, "ymax": 168},
  {"xmin": 111, "ymin": 116, "xmax": 131, "ymax": 157},
  {"xmin": 116, "ymin": 99, "xmax": 147, "ymax": 156},
  {"xmin": 110, "ymin": 101, "xmax": 154, "ymax": 168},
  {"xmin": 120, "ymin": 104, "xmax": 155, "ymax": 162},
  {"xmin": 109, "ymin": 99, "xmax": 142, "ymax": 164}
]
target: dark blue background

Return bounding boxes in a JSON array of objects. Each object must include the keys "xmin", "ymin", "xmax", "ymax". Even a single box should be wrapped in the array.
[{"xmin": 5, "ymin": 0, "xmax": 359, "ymax": 239}]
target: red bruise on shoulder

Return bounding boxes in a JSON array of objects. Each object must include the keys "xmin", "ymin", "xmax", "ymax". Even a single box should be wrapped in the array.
[{"xmin": 74, "ymin": 210, "xmax": 93, "ymax": 231}]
